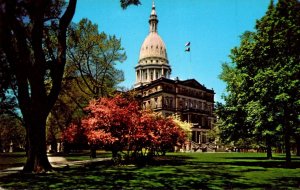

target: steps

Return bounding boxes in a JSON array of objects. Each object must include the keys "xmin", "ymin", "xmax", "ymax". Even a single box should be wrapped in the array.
[{"xmin": 191, "ymin": 141, "xmax": 216, "ymax": 152}]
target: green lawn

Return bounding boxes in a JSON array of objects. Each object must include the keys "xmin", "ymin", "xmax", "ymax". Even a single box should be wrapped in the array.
[{"xmin": 0, "ymin": 152, "xmax": 299, "ymax": 189}]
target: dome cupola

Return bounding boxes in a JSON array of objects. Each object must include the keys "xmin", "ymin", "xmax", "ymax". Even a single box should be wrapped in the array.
[{"xmin": 135, "ymin": 1, "xmax": 171, "ymax": 87}]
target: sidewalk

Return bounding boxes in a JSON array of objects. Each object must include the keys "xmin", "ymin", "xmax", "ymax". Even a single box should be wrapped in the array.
[{"xmin": 0, "ymin": 156, "xmax": 110, "ymax": 177}]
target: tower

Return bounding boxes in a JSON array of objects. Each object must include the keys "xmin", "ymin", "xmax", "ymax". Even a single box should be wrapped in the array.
[
  {"xmin": 133, "ymin": 2, "xmax": 216, "ymax": 151},
  {"xmin": 134, "ymin": 1, "xmax": 171, "ymax": 87}
]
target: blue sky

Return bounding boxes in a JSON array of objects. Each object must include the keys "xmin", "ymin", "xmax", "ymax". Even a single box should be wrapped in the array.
[{"xmin": 72, "ymin": 0, "xmax": 272, "ymax": 103}]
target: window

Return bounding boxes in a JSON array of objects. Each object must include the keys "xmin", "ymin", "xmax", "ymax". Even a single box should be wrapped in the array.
[{"xmin": 165, "ymin": 97, "xmax": 169, "ymax": 107}]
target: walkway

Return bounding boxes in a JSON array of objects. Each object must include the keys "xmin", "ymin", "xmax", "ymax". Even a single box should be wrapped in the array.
[{"xmin": 0, "ymin": 156, "xmax": 110, "ymax": 177}]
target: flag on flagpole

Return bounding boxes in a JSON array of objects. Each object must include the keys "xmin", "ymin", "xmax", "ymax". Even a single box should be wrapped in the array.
[{"xmin": 185, "ymin": 41, "xmax": 190, "ymax": 52}]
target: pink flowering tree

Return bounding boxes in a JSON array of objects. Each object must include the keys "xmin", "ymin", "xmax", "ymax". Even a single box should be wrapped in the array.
[{"xmin": 62, "ymin": 95, "xmax": 187, "ymax": 162}]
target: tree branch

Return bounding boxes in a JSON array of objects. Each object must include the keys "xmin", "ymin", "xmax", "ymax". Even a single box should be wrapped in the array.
[{"xmin": 47, "ymin": 0, "xmax": 77, "ymax": 114}]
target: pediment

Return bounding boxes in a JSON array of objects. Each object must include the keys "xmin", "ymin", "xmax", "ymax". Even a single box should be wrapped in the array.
[{"xmin": 180, "ymin": 79, "xmax": 207, "ymax": 90}]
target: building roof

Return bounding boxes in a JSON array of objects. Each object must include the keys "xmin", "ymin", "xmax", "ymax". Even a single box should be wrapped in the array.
[
  {"xmin": 136, "ymin": 77, "xmax": 215, "ymax": 94},
  {"xmin": 138, "ymin": 1, "xmax": 168, "ymax": 64},
  {"xmin": 139, "ymin": 33, "xmax": 168, "ymax": 61}
]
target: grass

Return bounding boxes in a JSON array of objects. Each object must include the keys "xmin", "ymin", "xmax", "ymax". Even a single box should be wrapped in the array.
[
  {"xmin": 0, "ymin": 152, "xmax": 27, "ymax": 170},
  {"xmin": 0, "ymin": 152, "xmax": 299, "ymax": 189}
]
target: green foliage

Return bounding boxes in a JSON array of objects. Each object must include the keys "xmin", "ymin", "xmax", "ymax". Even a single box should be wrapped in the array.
[
  {"xmin": 171, "ymin": 114, "xmax": 192, "ymax": 140},
  {"xmin": 120, "ymin": 0, "xmax": 141, "ymax": 9},
  {"xmin": 0, "ymin": 114, "xmax": 25, "ymax": 152},
  {"xmin": 46, "ymin": 18, "xmax": 127, "ymax": 148},
  {"xmin": 67, "ymin": 18, "xmax": 126, "ymax": 98},
  {"xmin": 218, "ymin": 0, "xmax": 300, "ymax": 161}
]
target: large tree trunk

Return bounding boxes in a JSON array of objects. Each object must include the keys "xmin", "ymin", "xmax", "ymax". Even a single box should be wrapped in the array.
[
  {"xmin": 90, "ymin": 145, "xmax": 96, "ymax": 158},
  {"xmin": 1, "ymin": 0, "xmax": 77, "ymax": 174},
  {"xmin": 266, "ymin": 135, "xmax": 272, "ymax": 159},
  {"xmin": 284, "ymin": 124, "xmax": 291, "ymax": 167},
  {"xmin": 23, "ymin": 115, "xmax": 52, "ymax": 173}
]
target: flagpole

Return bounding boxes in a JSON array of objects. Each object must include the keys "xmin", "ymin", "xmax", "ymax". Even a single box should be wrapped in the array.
[
  {"xmin": 185, "ymin": 41, "xmax": 191, "ymax": 79},
  {"xmin": 189, "ymin": 48, "xmax": 192, "ymax": 79}
]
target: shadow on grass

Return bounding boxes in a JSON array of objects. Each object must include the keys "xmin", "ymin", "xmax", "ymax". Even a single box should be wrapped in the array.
[
  {"xmin": 0, "ymin": 160, "xmax": 223, "ymax": 189},
  {"xmin": 223, "ymin": 155, "xmax": 300, "ymax": 168},
  {"xmin": 0, "ymin": 154, "xmax": 299, "ymax": 189},
  {"xmin": 225, "ymin": 156, "xmax": 300, "ymax": 161}
]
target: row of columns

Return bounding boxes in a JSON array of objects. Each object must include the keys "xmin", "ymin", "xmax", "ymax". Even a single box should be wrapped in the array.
[
  {"xmin": 136, "ymin": 68, "xmax": 170, "ymax": 83},
  {"xmin": 193, "ymin": 131, "xmax": 207, "ymax": 144}
]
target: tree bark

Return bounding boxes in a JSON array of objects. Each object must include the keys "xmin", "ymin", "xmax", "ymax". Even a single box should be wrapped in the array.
[
  {"xmin": 284, "ymin": 124, "xmax": 291, "ymax": 167},
  {"xmin": 23, "ymin": 116, "xmax": 52, "ymax": 173},
  {"xmin": 90, "ymin": 145, "xmax": 96, "ymax": 158},
  {"xmin": 266, "ymin": 135, "xmax": 272, "ymax": 159},
  {"xmin": 1, "ymin": 0, "xmax": 77, "ymax": 173}
]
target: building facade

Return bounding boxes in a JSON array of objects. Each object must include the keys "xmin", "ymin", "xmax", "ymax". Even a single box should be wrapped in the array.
[{"xmin": 134, "ymin": 2, "xmax": 215, "ymax": 150}]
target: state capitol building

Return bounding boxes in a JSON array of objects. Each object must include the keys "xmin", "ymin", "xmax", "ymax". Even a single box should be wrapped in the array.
[{"xmin": 133, "ymin": 2, "xmax": 216, "ymax": 150}]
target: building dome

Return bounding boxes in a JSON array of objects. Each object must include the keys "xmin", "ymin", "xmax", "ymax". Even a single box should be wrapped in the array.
[
  {"xmin": 134, "ymin": 1, "xmax": 171, "ymax": 87},
  {"xmin": 139, "ymin": 32, "xmax": 168, "ymax": 62}
]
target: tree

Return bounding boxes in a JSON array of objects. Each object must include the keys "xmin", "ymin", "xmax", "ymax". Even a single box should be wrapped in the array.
[
  {"xmin": 63, "ymin": 95, "xmax": 187, "ymax": 163},
  {"xmin": 67, "ymin": 18, "xmax": 126, "ymax": 98},
  {"xmin": 0, "ymin": 114, "xmax": 26, "ymax": 152},
  {"xmin": 46, "ymin": 18, "xmax": 128, "ymax": 154},
  {"xmin": 0, "ymin": 0, "xmax": 77, "ymax": 173},
  {"xmin": 171, "ymin": 114, "xmax": 192, "ymax": 140},
  {"xmin": 0, "ymin": 50, "xmax": 21, "ymax": 123},
  {"xmin": 46, "ymin": 80, "xmax": 87, "ymax": 153},
  {"xmin": 219, "ymin": 0, "xmax": 300, "ymax": 165},
  {"xmin": 151, "ymin": 114, "xmax": 186, "ymax": 156},
  {"xmin": 0, "ymin": 0, "xmax": 141, "ymax": 173}
]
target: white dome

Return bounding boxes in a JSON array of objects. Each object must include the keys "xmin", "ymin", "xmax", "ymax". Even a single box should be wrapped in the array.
[
  {"xmin": 134, "ymin": 1, "xmax": 171, "ymax": 88},
  {"xmin": 139, "ymin": 32, "xmax": 168, "ymax": 61}
]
